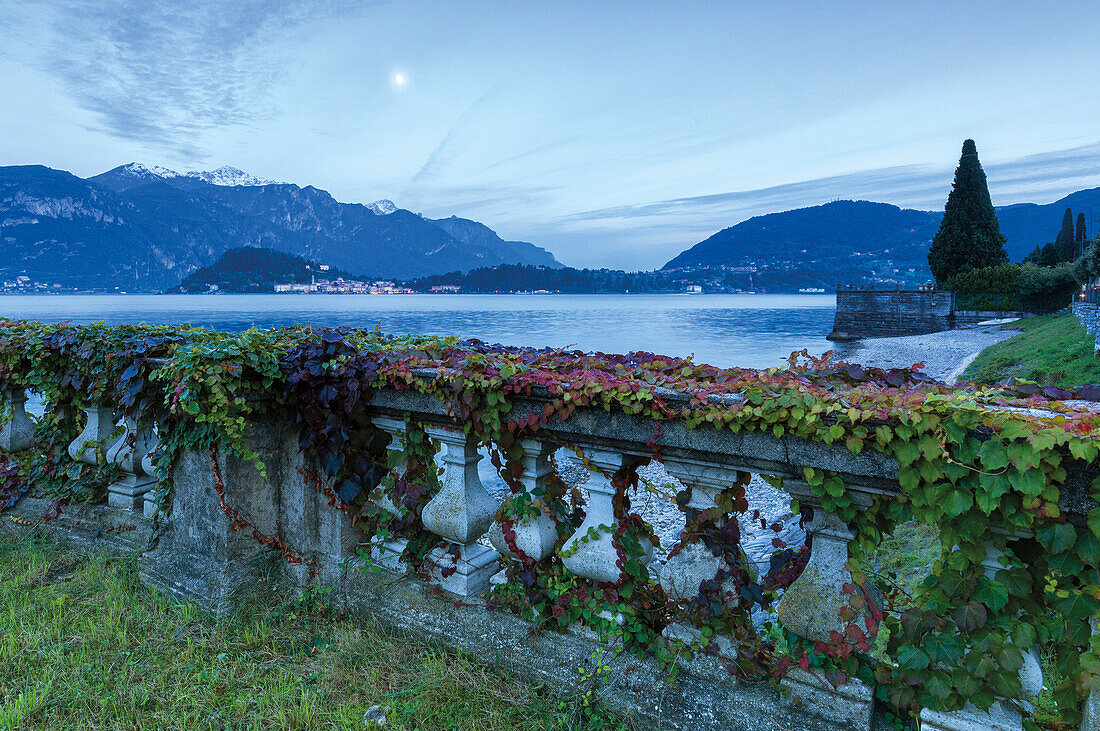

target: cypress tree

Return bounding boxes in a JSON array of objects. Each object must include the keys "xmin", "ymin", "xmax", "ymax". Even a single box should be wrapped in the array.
[
  {"xmin": 928, "ymin": 139, "xmax": 1008, "ymax": 284},
  {"xmin": 1077, "ymin": 211, "xmax": 1088, "ymax": 245},
  {"xmin": 1054, "ymin": 207, "xmax": 1075, "ymax": 262}
]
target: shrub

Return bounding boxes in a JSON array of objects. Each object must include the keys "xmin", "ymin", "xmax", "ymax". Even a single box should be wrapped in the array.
[
  {"xmin": 943, "ymin": 264, "xmax": 1020, "ymax": 294},
  {"xmin": 1074, "ymin": 239, "xmax": 1100, "ymax": 282},
  {"xmin": 944, "ymin": 264, "xmax": 1021, "ymax": 311},
  {"xmin": 1018, "ymin": 263, "xmax": 1078, "ymax": 315}
]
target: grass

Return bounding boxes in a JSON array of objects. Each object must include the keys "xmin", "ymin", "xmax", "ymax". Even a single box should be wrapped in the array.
[
  {"xmin": 0, "ymin": 535, "xmax": 634, "ymax": 730},
  {"xmin": 962, "ymin": 314, "xmax": 1100, "ymax": 387}
]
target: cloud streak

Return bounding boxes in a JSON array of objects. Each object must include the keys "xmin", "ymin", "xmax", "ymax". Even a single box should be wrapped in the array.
[
  {"xmin": 22, "ymin": 0, "xmax": 367, "ymax": 159},
  {"xmin": 560, "ymin": 143, "xmax": 1100, "ymax": 230}
]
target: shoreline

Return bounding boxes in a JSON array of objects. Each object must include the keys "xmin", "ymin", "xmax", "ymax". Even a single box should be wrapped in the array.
[{"xmin": 832, "ymin": 324, "xmax": 1020, "ymax": 383}]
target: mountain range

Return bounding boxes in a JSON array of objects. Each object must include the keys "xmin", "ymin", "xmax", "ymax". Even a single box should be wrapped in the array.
[
  {"xmin": 3, "ymin": 160, "xmax": 1099, "ymax": 292},
  {"xmin": 663, "ymin": 191, "xmax": 1100, "ymax": 287},
  {"xmin": 0, "ymin": 163, "xmax": 562, "ymax": 290}
]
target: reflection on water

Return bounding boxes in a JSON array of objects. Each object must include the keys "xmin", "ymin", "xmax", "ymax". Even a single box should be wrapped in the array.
[{"xmin": 0, "ymin": 293, "xmax": 837, "ymax": 369}]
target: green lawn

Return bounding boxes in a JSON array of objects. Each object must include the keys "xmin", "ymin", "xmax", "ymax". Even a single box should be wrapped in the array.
[
  {"xmin": 0, "ymin": 535, "xmax": 632, "ymax": 730},
  {"xmin": 962, "ymin": 314, "xmax": 1100, "ymax": 387}
]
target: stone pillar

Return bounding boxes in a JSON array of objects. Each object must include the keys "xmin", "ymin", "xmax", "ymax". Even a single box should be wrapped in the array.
[
  {"xmin": 657, "ymin": 459, "xmax": 742, "ymax": 673},
  {"xmin": 67, "ymin": 405, "xmax": 117, "ymax": 464},
  {"xmin": 488, "ymin": 438, "xmax": 558, "ymax": 563},
  {"xmin": 105, "ymin": 417, "xmax": 158, "ymax": 510},
  {"xmin": 420, "ymin": 425, "xmax": 500, "ymax": 596},
  {"xmin": 561, "ymin": 450, "xmax": 653, "ymax": 584},
  {"xmin": 0, "ymin": 389, "xmax": 34, "ymax": 452},
  {"xmin": 920, "ymin": 543, "xmax": 1043, "ymax": 731},
  {"xmin": 369, "ymin": 415, "xmax": 411, "ymax": 573},
  {"xmin": 776, "ymin": 508, "xmax": 874, "ymax": 729}
]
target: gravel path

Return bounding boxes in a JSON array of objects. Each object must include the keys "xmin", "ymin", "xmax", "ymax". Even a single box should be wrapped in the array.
[{"xmin": 831, "ymin": 323, "xmax": 1019, "ymax": 383}]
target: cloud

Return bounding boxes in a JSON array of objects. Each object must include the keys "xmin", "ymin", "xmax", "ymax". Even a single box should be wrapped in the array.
[
  {"xmin": 559, "ymin": 142, "xmax": 1100, "ymax": 232},
  {"xmin": 17, "ymin": 0, "xmax": 367, "ymax": 159}
]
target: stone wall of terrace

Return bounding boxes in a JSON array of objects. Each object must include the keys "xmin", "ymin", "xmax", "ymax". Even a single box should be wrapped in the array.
[
  {"xmin": 830, "ymin": 288, "xmax": 1020, "ymax": 341},
  {"xmin": 1074, "ymin": 302, "xmax": 1100, "ymax": 352},
  {"xmin": 1, "ymin": 321, "xmax": 1099, "ymax": 730}
]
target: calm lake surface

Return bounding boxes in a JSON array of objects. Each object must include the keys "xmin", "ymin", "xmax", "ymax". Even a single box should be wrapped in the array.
[{"xmin": 0, "ymin": 294, "xmax": 836, "ymax": 369}]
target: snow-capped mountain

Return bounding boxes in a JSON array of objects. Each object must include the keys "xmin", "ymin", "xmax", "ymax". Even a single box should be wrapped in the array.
[
  {"xmin": 90, "ymin": 163, "xmax": 281, "ymax": 192},
  {"xmin": 1, "ymin": 163, "xmax": 565, "ymax": 290},
  {"xmin": 367, "ymin": 199, "xmax": 397, "ymax": 215},
  {"xmin": 184, "ymin": 165, "xmax": 280, "ymax": 187}
]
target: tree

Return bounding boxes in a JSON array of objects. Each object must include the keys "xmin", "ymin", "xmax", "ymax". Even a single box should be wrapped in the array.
[
  {"xmin": 1077, "ymin": 212, "xmax": 1088, "ymax": 245},
  {"xmin": 928, "ymin": 139, "xmax": 1008, "ymax": 284},
  {"xmin": 1036, "ymin": 242, "xmax": 1062, "ymax": 267},
  {"xmin": 1054, "ymin": 207, "xmax": 1076, "ymax": 262},
  {"xmin": 1019, "ymin": 263, "xmax": 1078, "ymax": 314}
]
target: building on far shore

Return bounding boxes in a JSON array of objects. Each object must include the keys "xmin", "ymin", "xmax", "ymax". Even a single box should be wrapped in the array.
[{"xmin": 273, "ymin": 278, "xmax": 414, "ymax": 294}]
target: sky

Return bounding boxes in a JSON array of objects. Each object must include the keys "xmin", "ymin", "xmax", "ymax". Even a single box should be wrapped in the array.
[{"xmin": 3, "ymin": 1, "xmax": 1100, "ymax": 269}]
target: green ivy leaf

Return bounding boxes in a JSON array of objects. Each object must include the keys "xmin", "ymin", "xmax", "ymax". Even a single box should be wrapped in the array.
[
  {"xmin": 1036, "ymin": 523, "xmax": 1077, "ymax": 554},
  {"xmin": 941, "ymin": 489, "xmax": 973, "ymax": 517},
  {"xmin": 923, "ymin": 673, "xmax": 953, "ymax": 702},
  {"xmin": 974, "ymin": 579, "xmax": 1009, "ymax": 613},
  {"xmin": 898, "ymin": 645, "xmax": 931, "ymax": 671}
]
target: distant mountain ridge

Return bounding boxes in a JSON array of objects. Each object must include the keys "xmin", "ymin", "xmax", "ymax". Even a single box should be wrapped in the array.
[
  {"xmin": 0, "ymin": 163, "xmax": 564, "ymax": 290},
  {"xmin": 429, "ymin": 215, "xmax": 563, "ymax": 269},
  {"xmin": 662, "ymin": 190, "xmax": 1100, "ymax": 286}
]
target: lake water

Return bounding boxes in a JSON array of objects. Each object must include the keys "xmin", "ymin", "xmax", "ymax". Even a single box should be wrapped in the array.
[{"xmin": 0, "ymin": 293, "xmax": 837, "ymax": 369}]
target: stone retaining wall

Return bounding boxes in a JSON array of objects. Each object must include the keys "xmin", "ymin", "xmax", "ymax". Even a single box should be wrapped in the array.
[
  {"xmin": 829, "ymin": 289, "xmax": 1019, "ymax": 341},
  {"xmin": 1074, "ymin": 302, "xmax": 1100, "ymax": 353}
]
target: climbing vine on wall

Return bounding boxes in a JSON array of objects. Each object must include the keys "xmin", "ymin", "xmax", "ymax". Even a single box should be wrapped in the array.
[{"xmin": 1, "ymin": 318, "xmax": 1099, "ymax": 724}]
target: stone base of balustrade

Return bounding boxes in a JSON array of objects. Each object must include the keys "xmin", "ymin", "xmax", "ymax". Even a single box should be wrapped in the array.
[
  {"xmin": 1, "ymin": 495, "xmax": 153, "ymax": 556},
  {"xmin": 919, "ymin": 701, "xmax": 1024, "ymax": 731},
  {"xmin": 339, "ymin": 562, "xmax": 883, "ymax": 731},
  {"xmin": 368, "ymin": 536, "xmax": 408, "ymax": 574},
  {"xmin": 424, "ymin": 542, "xmax": 499, "ymax": 597},
  {"xmin": 107, "ymin": 475, "xmax": 156, "ymax": 511},
  {"xmin": 662, "ymin": 622, "xmax": 739, "ymax": 681},
  {"xmin": 143, "ymin": 493, "xmax": 157, "ymax": 519},
  {"xmin": 780, "ymin": 667, "xmax": 874, "ymax": 730},
  {"xmin": 567, "ymin": 610, "xmax": 625, "ymax": 646}
]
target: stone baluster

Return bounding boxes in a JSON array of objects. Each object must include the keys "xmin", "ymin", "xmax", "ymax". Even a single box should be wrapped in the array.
[
  {"xmin": 658, "ymin": 459, "xmax": 740, "ymax": 599},
  {"xmin": 420, "ymin": 425, "xmax": 500, "ymax": 595},
  {"xmin": 775, "ymin": 500, "xmax": 874, "ymax": 728},
  {"xmin": 104, "ymin": 417, "xmax": 158, "ymax": 510},
  {"xmin": 561, "ymin": 450, "xmax": 653, "ymax": 584},
  {"xmin": 657, "ymin": 459, "xmax": 742, "ymax": 665},
  {"xmin": 1, "ymin": 389, "xmax": 34, "ymax": 452},
  {"xmin": 487, "ymin": 438, "xmax": 558, "ymax": 563},
  {"xmin": 920, "ymin": 543, "xmax": 1043, "ymax": 731},
  {"xmin": 67, "ymin": 405, "xmax": 117, "ymax": 465},
  {"xmin": 141, "ymin": 450, "xmax": 160, "ymax": 518},
  {"xmin": 368, "ymin": 415, "xmax": 411, "ymax": 572}
]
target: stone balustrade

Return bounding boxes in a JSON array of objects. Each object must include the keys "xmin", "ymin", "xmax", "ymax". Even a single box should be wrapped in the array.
[{"xmin": 0, "ymin": 372, "xmax": 1094, "ymax": 731}]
